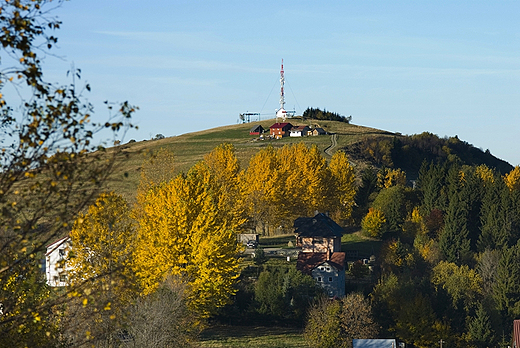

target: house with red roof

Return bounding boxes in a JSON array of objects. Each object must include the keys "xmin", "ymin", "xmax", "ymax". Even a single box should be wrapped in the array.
[
  {"xmin": 269, "ymin": 122, "xmax": 293, "ymax": 139},
  {"xmin": 294, "ymin": 213, "xmax": 346, "ymax": 297}
]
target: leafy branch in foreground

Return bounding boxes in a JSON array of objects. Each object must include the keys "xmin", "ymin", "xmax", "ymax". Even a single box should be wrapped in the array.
[{"xmin": 0, "ymin": 0, "xmax": 135, "ymax": 345}]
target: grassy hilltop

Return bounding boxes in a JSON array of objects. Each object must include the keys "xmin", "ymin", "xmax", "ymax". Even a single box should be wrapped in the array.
[
  {"xmin": 106, "ymin": 117, "xmax": 512, "ymax": 203},
  {"xmin": 105, "ymin": 118, "xmax": 395, "ymax": 202}
]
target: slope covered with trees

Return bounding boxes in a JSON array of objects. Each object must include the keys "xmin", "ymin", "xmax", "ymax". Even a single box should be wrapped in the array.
[{"xmin": 344, "ymin": 132, "xmax": 512, "ymax": 177}]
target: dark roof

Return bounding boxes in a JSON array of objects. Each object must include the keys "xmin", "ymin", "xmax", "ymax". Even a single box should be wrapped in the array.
[
  {"xmin": 294, "ymin": 213, "xmax": 344, "ymax": 238},
  {"xmin": 269, "ymin": 122, "xmax": 293, "ymax": 129},
  {"xmin": 297, "ymin": 252, "xmax": 346, "ymax": 275},
  {"xmin": 250, "ymin": 125, "xmax": 264, "ymax": 133},
  {"xmin": 291, "ymin": 125, "xmax": 309, "ymax": 131}
]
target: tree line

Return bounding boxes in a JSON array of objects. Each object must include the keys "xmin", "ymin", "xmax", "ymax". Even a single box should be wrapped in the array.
[
  {"xmin": 353, "ymin": 162, "xmax": 520, "ymax": 348},
  {"xmin": 302, "ymin": 107, "xmax": 352, "ymax": 123}
]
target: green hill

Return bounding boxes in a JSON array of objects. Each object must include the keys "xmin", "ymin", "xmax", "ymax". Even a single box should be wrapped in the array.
[{"xmin": 105, "ymin": 118, "xmax": 512, "ymax": 202}]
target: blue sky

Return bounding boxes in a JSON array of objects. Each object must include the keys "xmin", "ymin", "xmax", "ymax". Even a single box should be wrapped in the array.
[{"xmin": 43, "ymin": 1, "xmax": 520, "ymax": 165}]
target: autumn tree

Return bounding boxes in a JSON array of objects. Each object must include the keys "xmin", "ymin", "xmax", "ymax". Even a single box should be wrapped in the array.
[
  {"xmin": 243, "ymin": 143, "xmax": 356, "ymax": 234},
  {"xmin": 378, "ymin": 168, "xmax": 407, "ymax": 189},
  {"xmin": 361, "ymin": 208, "xmax": 386, "ymax": 238},
  {"xmin": 431, "ymin": 261, "xmax": 481, "ymax": 312},
  {"xmin": 242, "ymin": 146, "xmax": 284, "ymax": 234},
  {"xmin": 64, "ymin": 192, "xmax": 136, "ymax": 346},
  {"xmin": 328, "ymin": 150, "xmax": 356, "ymax": 221},
  {"xmin": 254, "ymin": 266, "xmax": 320, "ymax": 323},
  {"xmin": 125, "ymin": 276, "xmax": 197, "ymax": 348},
  {"xmin": 0, "ymin": 1, "xmax": 135, "ymax": 344},
  {"xmin": 133, "ymin": 161, "xmax": 243, "ymax": 318},
  {"xmin": 371, "ymin": 185, "xmax": 407, "ymax": 232},
  {"xmin": 203, "ymin": 143, "xmax": 245, "ymax": 226},
  {"xmin": 305, "ymin": 293, "xmax": 379, "ymax": 348},
  {"xmin": 504, "ymin": 166, "xmax": 520, "ymax": 191}
]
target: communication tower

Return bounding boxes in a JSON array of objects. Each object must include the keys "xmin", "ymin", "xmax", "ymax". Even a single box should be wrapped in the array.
[{"xmin": 276, "ymin": 59, "xmax": 287, "ymax": 121}]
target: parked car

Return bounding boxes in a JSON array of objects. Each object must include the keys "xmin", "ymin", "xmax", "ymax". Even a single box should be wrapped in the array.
[{"xmin": 246, "ymin": 240, "xmax": 258, "ymax": 248}]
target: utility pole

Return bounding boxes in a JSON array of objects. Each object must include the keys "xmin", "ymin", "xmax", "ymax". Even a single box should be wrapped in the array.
[{"xmin": 439, "ymin": 339, "xmax": 445, "ymax": 348}]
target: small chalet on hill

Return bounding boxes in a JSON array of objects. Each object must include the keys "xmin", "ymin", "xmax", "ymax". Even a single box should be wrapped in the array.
[
  {"xmin": 269, "ymin": 122, "xmax": 293, "ymax": 139},
  {"xmin": 295, "ymin": 213, "xmax": 346, "ymax": 297},
  {"xmin": 249, "ymin": 124, "xmax": 265, "ymax": 135},
  {"xmin": 289, "ymin": 125, "xmax": 310, "ymax": 137},
  {"xmin": 311, "ymin": 127, "xmax": 327, "ymax": 136}
]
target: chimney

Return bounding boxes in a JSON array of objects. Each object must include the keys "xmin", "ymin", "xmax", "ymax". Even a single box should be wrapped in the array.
[{"xmin": 326, "ymin": 248, "xmax": 331, "ymax": 261}]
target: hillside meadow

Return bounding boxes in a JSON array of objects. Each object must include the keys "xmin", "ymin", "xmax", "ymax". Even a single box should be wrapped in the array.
[{"xmin": 104, "ymin": 118, "xmax": 395, "ymax": 202}]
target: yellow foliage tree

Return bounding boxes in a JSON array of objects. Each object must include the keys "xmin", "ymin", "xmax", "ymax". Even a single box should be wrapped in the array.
[
  {"xmin": 475, "ymin": 164, "xmax": 495, "ymax": 185},
  {"xmin": 243, "ymin": 143, "xmax": 355, "ymax": 234},
  {"xmin": 203, "ymin": 143, "xmax": 245, "ymax": 226},
  {"xmin": 242, "ymin": 146, "xmax": 285, "ymax": 234},
  {"xmin": 68, "ymin": 192, "xmax": 136, "ymax": 296},
  {"xmin": 431, "ymin": 261, "xmax": 482, "ymax": 310},
  {"xmin": 361, "ymin": 208, "xmax": 386, "ymax": 238},
  {"xmin": 504, "ymin": 166, "xmax": 520, "ymax": 191},
  {"xmin": 378, "ymin": 168, "xmax": 407, "ymax": 188},
  {"xmin": 133, "ymin": 161, "xmax": 242, "ymax": 318},
  {"xmin": 66, "ymin": 192, "xmax": 137, "ymax": 344},
  {"xmin": 328, "ymin": 151, "xmax": 356, "ymax": 221},
  {"xmin": 278, "ymin": 143, "xmax": 329, "ymax": 218}
]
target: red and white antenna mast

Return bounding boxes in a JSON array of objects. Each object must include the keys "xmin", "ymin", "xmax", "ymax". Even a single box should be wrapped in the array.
[
  {"xmin": 276, "ymin": 59, "xmax": 287, "ymax": 121},
  {"xmin": 280, "ymin": 59, "xmax": 285, "ymax": 111}
]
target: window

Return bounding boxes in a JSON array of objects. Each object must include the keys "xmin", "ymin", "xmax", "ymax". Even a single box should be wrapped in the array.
[
  {"xmin": 59, "ymin": 274, "xmax": 67, "ymax": 283},
  {"xmin": 329, "ymin": 277, "xmax": 333, "ymax": 282},
  {"xmin": 326, "ymin": 267, "xmax": 331, "ymax": 272},
  {"xmin": 58, "ymin": 249, "xmax": 65, "ymax": 259},
  {"xmin": 319, "ymin": 266, "xmax": 325, "ymax": 271},
  {"xmin": 317, "ymin": 277, "xmax": 322, "ymax": 282}
]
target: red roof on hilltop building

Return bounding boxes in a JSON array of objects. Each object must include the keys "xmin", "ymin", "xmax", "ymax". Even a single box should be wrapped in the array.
[{"xmin": 269, "ymin": 122, "xmax": 292, "ymax": 129}]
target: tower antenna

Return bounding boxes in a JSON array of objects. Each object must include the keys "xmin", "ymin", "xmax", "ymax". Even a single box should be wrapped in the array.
[{"xmin": 276, "ymin": 59, "xmax": 287, "ymax": 121}]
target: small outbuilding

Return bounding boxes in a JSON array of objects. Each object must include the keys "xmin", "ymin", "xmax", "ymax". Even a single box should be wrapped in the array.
[
  {"xmin": 249, "ymin": 125, "xmax": 265, "ymax": 135},
  {"xmin": 311, "ymin": 127, "xmax": 327, "ymax": 136}
]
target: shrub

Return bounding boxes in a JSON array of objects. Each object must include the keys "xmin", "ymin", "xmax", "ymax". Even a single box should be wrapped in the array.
[{"xmin": 361, "ymin": 208, "xmax": 386, "ymax": 238}]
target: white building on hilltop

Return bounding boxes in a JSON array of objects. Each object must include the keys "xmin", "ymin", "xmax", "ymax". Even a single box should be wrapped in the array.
[{"xmin": 45, "ymin": 236, "xmax": 71, "ymax": 287}]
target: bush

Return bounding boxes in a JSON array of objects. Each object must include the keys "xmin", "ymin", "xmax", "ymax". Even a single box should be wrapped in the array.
[
  {"xmin": 361, "ymin": 208, "xmax": 386, "ymax": 238},
  {"xmin": 304, "ymin": 293, "xmax": 379, "ymax": 348},
  {"xmin": 254, "ymin": 267, "xmax": 321, "ymax": 323}
]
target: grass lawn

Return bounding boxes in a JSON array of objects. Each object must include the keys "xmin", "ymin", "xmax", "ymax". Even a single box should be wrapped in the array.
[
  {"xmin": 341, "ymin": 230, "xmax": 383, "ymax": 258},
  {"xmin": 198, "ymin": 325, "xmax": 309, "ymax": 348}
]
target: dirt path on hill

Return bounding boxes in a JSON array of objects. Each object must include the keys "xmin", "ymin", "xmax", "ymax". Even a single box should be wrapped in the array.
[{"xmin": 324, "ymin": 133, "xmax": 337, "ymax": 156}]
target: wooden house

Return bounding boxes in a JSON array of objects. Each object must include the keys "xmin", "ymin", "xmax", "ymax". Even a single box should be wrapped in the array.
[
  {"xmin": 269, "ymin": 122, "xmax": 293, "ymax": 139},
  {"xmin": 294, "ymin": 213, "xmax": 343, "ymax": 253}
]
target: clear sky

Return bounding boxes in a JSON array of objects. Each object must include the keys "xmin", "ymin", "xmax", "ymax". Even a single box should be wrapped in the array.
[{"xmin": 43, "ymin": 1, "xmax": 520, "ymax": 165}]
